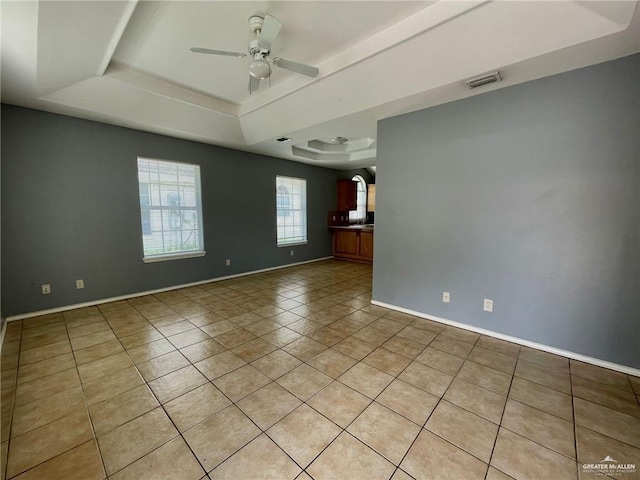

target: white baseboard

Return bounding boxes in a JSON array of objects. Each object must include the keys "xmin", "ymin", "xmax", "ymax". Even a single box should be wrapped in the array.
[
  {"xmin": 371, "ymin": 300, "xmax": 640, "ymax": 377},
  {"xmin": 6, "ymin": 257, "xmax": 333, "ymax": 322}
]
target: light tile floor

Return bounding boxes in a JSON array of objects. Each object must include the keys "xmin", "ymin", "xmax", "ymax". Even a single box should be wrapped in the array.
[{"xmin": 1, "ymin": 260, "xmax": 639, "ymax": 480}]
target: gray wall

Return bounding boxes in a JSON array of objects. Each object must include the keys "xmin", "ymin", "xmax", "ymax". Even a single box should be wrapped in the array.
[
  {"xmin": 0, "ymin": 155, "xmax": 3, "ymax": 337},
  {"xmin": 1, "ymin": 105, "xmax": 351, "ymax": 316},
  {"xmin": 374, "ymin": 54, "xmax": 639, "ymax": 368}
]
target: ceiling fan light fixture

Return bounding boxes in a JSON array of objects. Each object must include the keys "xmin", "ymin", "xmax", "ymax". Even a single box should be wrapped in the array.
[
  {"xmin": 190, "ymin": 12, "xmax": 318, "ymax": 90},
  {"xmin": 249, "ymin": 58, "xmax": 271, "ymax": 79}
]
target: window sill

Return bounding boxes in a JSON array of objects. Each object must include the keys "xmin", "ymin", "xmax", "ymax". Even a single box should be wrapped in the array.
[
  {"xmin": 142, "ymin": 251, "xmax": 206, "ymax": 263},
  {"xmin": 277, "ymin": 241, "xmax": 308, "ymax": 248}
]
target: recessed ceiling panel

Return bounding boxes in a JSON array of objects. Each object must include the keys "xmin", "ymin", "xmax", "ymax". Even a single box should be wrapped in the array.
[
  {"xmin": 2, "ymin": 0, "xmax": 638, "ymax": 171},
  {"xmin": 111, "ymin": 1, "xmax": 430, "ymax": 105}
]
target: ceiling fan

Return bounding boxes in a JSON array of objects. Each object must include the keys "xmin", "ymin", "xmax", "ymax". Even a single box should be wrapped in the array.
[{"xmin": 190, "ymin": 14, "xmax": 319, "ymax": 93}]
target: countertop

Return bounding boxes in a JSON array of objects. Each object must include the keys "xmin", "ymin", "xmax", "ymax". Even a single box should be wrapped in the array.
[{"xmin": 328, "ymin": 225, "xmax": 374, "ymax": 231}]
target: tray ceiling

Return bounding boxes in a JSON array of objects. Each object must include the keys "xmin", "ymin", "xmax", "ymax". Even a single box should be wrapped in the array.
[{"xmin": 2, "ymin": 1, "xmax": 638, "ymax": 169}]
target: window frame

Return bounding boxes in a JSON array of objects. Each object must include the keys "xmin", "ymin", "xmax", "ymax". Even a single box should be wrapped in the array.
[
  {"xmin": 275, "ymin": 175, "xmax": 308, "ymax": 247},
  {"xmin": 349, "ymin": 174, "xmax": 368, "ymax": 222},
  {"xmin": 137, "ymin": 157, "xmax": 206, "ymax": 263}
]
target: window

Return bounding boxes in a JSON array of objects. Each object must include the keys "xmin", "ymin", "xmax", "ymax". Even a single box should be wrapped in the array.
[
  {"xmin": 137, "ymin": 158, "xmax": 205, "ymax": 262},
  {"xmin": 276, "ymin": 176, "xmax": 307, "ymax": 246},
  {"xmin": 349, "ymin": 175, "xmax": 367, "ymax": 221}
]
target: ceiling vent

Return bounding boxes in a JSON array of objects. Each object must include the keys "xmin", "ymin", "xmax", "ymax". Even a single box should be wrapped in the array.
[
  {"xmin": 465, "ymin": 71, "xmax": 502, "ymax": 89},
  {"xmin": 275, "ymin": 136, "xmax": 291, "ymax": 143}
]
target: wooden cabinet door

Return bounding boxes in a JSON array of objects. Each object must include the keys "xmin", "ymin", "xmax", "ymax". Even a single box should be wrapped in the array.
[
  {"xmin": 359, "ymin": 230, "xmax": 374, "ymax": 260},
  {"xmin": 337, "ymin": 180, "xmax": 357, "ymax": 211},
  {"xmin": 335, "ymin": 230, "xmax": 358, "ymax": 255}
]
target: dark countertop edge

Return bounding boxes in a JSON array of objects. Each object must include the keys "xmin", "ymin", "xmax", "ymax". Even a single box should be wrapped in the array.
[{"xmin": 328, "ymin": 225, "xmax": 374, "ymax": 231}]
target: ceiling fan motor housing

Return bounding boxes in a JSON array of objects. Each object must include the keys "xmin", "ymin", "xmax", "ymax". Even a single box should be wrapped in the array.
[
  {"xmin": 249, "ymin": 38, "xmax": 268, "ymax": 56},
  {"xmin": 248, "ymin": 15, "xmax": 265, "ymax": 33}
]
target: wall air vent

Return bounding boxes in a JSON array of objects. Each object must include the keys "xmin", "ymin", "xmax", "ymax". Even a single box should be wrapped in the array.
[
  {"xmin": 465, "ymin": 71, "xmax": 502, "ymax": 89},
  {"xmin": 275, "ymin": 136, "xmax": 291, "ymax": 143}
]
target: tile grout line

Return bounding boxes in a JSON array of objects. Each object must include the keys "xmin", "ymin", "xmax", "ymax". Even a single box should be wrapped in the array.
[
  {"xmin": 111, "ymin": 276, "xmax": 360, "ymax": 477},
  {"xmin": 389, "ymin": 332, "xmax": 482, "ymax": 477},
  {"xmin": 186, "ymin": 269, "xmax": 373, "ymax": 477},
  {"xmin": 2, "ymin": 322, "xmax": 23, "ymax": 480},
  {"xmin": 67, "ymin": 313, "xmax": 111, "ymax": 480},
  {"xmin": 5, "ymin": 262, "xmax": 637, "ymax": 480},
  {"xmin": 292, "ymin": 322, "xmax": 458, "ymax": 474},
  {"xmin": 75, "ymin": 307, "xmax": 130, "ymax": 480},
  {"xmin": 192, "ymin": 311, "xmax": 509, "ymax": 476},
  {"xmin": 570, "ymin": 364, "xmax": 582, "ymax": 480},
  {"xmin": 109, "ymin": 294, "xmax": 250, "ymax": 478},
  {"xmin": 67, "ymin": 303, "xmax": 195, "ymax": 478},
  {"xmin": 484, "ymin": 347, "xmax": 519, "ymax": 480},
  {"xmin": 221, "ymin": 310, "xmax": 380, "ymax": 475},
  {"xmin": 3, "ymin": 263, "xmax": 367, "ymax": 478},
  {"xmin": 106, "ymin": 299, "xmax": 213, "ymax": 478},
  {"xmin": 10, "ymin": 317, "xmax": 628, "ymax": 480},
  {"xmin": 200, "ymin": 283, "xmax": 381, "ymax": 476},
  {"xmin": 6, "ymin": 315, "xmax": 100, "ymax": 479}
]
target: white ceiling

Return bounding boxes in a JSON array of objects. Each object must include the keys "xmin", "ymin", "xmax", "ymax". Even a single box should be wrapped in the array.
[{"xmin": 2, "ymin": 1, "xmax": 639, "ymax": 170}]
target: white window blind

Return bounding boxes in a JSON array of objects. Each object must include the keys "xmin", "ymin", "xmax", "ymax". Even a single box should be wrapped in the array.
[
  {"xmin": 276, "ymin": 176, "xmax": 307, "ymax": 246},
  {"xmin": 138, "ymin": 158, "xmax": 205, "ymax": 262},
  {"xmin": 349, "ymin": 174, "xmax": 367, "ymax": 221}
]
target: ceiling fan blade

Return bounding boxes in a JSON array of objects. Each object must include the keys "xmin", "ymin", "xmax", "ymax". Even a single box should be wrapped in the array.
[
  {"xmin": 257, "ymin": 14, "xmax": 281, "ymax": 51},
  {"xmin": 272, "ymin": 57, "xmax": 319, "ymax": 78},
  {"xmin": 248, "ymin": 75, "xmax": 261, "ymax": 94},
  {"xmin": 190, "ymin": 47, "xmax": 246, "ymax": 58}
]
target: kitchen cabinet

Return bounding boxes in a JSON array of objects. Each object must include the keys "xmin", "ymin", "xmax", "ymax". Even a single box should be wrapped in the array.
[
  {"xmin": 359, "ymin": 230, "xmax": 373, "ymax": 260},
  {"xmin": 330, "ymin": 226, "xmax": 373, "ymax": 263},
  {"xmin": 337, "ymin": 180, "xmax": 357, "ymax": 211}
]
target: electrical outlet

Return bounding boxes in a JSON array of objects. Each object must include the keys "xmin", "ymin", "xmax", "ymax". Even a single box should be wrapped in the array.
[
  {"xmin": 76, "ymin": 279, "xmax": 85, "ymax": 289},
  {"xmin": 290, "ymin": 250, "xmax": 294, "ymax": 256},
  {"xmin": 225, "ymin": 259, "xmax": 231, "ymax": 266},
  {"xmin": 42, "ymin": 284, "xmax": 51, "ymax": 295},
  {"xmin": 483, "ymin": 298, "xmax": 494, "ymax": 312},
  {"xmin": 442, "ymin": 291, "xmax": 450, "ymax": 303}
]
